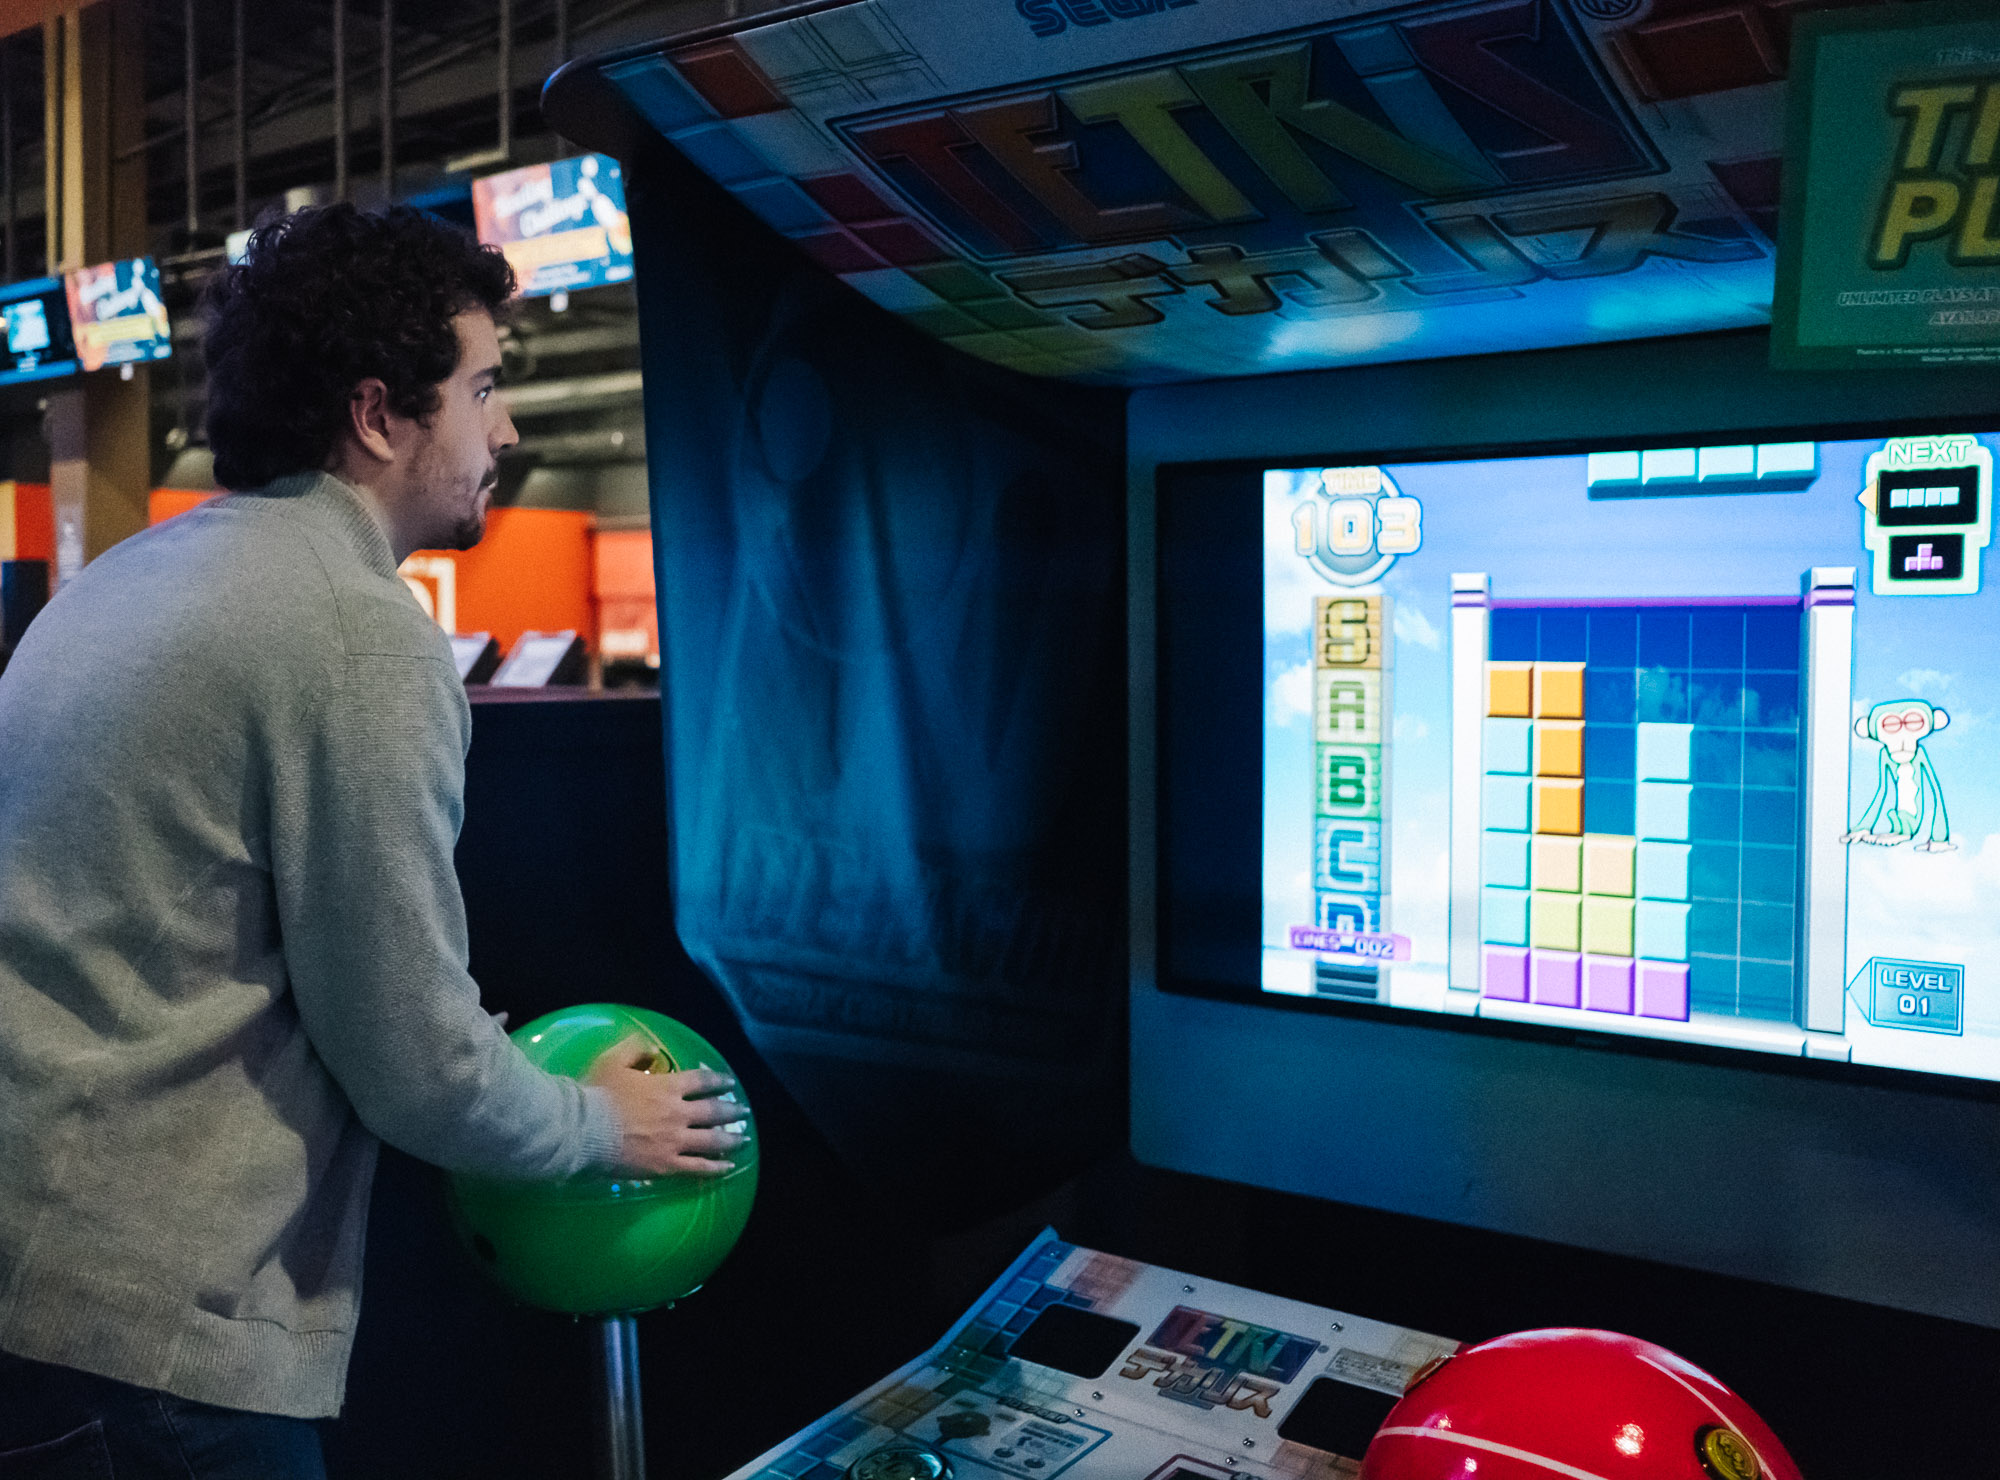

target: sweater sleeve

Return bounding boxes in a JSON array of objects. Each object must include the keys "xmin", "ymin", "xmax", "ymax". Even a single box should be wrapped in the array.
[{"xmin": 270, "ymin": 651, "xmax": 625, "ymax": 1178}]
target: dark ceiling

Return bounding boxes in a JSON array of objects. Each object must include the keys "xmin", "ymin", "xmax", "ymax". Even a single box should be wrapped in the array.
[{"xmin": 0, "ymin": 0, "xmax": 778, "ymax": 500}]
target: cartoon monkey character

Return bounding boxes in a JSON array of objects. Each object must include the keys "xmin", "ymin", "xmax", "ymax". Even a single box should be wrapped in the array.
[{"xmin": 1844, "ymin": 699, "xmax": 1956, "ymax": 852}]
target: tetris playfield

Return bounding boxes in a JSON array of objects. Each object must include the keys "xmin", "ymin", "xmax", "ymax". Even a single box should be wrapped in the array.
[
  {"xmin": 721, "ymin": 1230, "xmax": 1458, "ymax": 1480},
  {"xmin": 1476, "ymin": 603, "xmax": 1804, "ymax": 1026}
]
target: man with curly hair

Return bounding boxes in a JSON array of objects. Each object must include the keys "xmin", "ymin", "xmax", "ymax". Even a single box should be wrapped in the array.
[{"xmin": 0, "ymin": 205, "xmax": 741, "ymax": 1478}]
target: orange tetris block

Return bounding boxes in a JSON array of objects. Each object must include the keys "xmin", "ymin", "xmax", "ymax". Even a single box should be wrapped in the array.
[
  {"xmin": 1534, "ymin": 662, "xmax": 1585, "ymax": 719},
  {"xmin": 1534, "ymin": 777, "xmax": 1585, "ymax": 835},
  {"xmin": 1487, "ymin": 661, "xmax": 1533, "ymax": 717},
  {"xmin": 1535, "ymin": 720, "xmax": 1585, "ymax": 777}
]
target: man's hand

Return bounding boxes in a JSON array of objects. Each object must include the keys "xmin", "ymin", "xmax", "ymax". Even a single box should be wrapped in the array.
[{"xmin": 585, "ymin": 1037, "xmax": 749, "ymax": 1178}]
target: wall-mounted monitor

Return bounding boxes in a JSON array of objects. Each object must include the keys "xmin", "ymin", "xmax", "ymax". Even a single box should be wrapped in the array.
[
  {"xmin": 0, "ymin": 277, "xmax": 80, "ymax": 385},
  {"xmin": 64, "ymin": 257, "xmax": 172, "ymax": 372},
  {"xmin": 1160, "ymin": 426, "xmax": 2000, "ymax": 1087},
  {"xmin": 471, "ymin": 153, "xmax": 632, "ymax": 299}
]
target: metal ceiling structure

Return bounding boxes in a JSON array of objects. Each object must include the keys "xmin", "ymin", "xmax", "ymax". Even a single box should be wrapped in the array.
[{"xmin": 0, "ymin": 0, "xmax": 799, "ymax": 505}]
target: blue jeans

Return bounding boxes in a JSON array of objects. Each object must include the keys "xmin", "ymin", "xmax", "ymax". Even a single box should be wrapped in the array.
[{"xmin": 0, "ymin": 1353, "xmax": 325, "ymax": 1480}]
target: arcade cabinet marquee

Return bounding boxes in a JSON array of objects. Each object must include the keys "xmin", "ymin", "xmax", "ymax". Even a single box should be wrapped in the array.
[
  {"xmin": 592, "ymin": 0, "xmax": 1784, "ymax": 383},
  {"xmin": 1237, "ymin": 428, "xmax": 2000, "ymax": 1084}
]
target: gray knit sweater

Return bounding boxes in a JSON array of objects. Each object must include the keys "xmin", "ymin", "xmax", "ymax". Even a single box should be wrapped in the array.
[{"xmin": 0, "ymin": 473, "xmax": 622, "ymax": 1419}]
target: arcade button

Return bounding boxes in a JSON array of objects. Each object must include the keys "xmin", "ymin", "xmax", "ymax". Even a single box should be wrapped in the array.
[
  {"xmin": 447, "ymin": 1004, "xmax": 759, "ymax": 1317},
  {"xmin": 1358, "ymin": 1328, "xmax": 1802, "ymax": 1480},
  {"xmin": 848, "ymin": 1446, "xmax": 951, "ymax": 1480}
]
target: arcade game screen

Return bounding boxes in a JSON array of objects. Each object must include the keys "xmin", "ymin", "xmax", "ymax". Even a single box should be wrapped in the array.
[
  {"xmin": 0, "ymin": 276, "xmax": 79, "ymax": 385},
  {"xmin": 1214, "ymin": 427, "xmax": 2000, "ymax": 1082},
  {"xmin": 472, "ymin": 152, "xmax": 634, "ymax": 299},
  {"xmin": 62, "ymin": 257, "xmax": 171, "ymax": 372}
]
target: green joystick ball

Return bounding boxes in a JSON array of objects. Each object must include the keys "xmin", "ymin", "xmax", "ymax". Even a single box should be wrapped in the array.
[{"xmin": 447, "ymin": 1004, "xmax": 758, "ymax": 1317}]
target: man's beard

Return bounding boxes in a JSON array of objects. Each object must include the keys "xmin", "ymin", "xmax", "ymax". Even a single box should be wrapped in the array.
[
  {"xmin": 444, "ymin": 502, "xmax": 487, "ymax": 551},
  {"xmin": 441, "ymin": 472, "xmax": 497, "ymax": 551}
]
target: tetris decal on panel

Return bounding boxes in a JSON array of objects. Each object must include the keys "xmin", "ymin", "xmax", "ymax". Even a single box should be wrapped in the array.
[
  {"xmin": 714, "ymin": 1230, "xmax": 1459, "ymax": 1480},
  {"xmin": 1263, "ymin": 430, "xmax": 2000, "ymax": 1084},
  {"xmin": 604, "ymin": 0, "xmax": 1780, "ymax": 381},
  {"xmin": 1121, "ymin": 1307, "xmax": 1319, "ymax": 1417}
]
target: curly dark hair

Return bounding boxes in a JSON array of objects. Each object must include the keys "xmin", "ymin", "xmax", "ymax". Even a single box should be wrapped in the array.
[{"xmin": 203, "ymin": 203, "xmax": 515, "ymax": 490}]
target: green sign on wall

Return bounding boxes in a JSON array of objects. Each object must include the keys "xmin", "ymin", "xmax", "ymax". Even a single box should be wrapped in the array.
[{"xmin": 1774, "ymin": 0, "xmax": 2000, "ymax": 369}]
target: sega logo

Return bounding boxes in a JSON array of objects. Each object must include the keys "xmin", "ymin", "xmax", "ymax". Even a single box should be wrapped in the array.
[{"xmin": 1017, "ymin": 0, "xmax": 1200, "ymax": 40}]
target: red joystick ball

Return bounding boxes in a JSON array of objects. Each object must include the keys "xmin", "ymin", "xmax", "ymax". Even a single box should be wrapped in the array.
[{"xmin": 1358, "ymin": 1329, "xmax": 1803, "ymax": 1480}]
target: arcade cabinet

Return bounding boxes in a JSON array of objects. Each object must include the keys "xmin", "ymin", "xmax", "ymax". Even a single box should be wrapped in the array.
[{"xmin": 511, "ymin": 1, "xmax": 2000, "ymax": 1474}]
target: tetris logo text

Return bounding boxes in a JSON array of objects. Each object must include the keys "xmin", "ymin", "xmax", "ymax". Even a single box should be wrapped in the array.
[{"xmin": 1117, "ymin": 1306, "xmax": 1320, "ymax": 1418}]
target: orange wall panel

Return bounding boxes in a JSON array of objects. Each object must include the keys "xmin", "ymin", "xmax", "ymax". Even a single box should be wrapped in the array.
[
  {"xmin": 147, "ymin": 493, "xmax": 596, "ymax": 656},
  {"xmin": 7, "ymin": 483, "xmax": 53, "ymax": 561},
  {"xmin": 593, "ymin": 528, "xmax": 656, "ymax": 600},
  {"xmin": 592, "ymin": 528, "xmax": 658, "ymax": 663},
  {"xmin": 150, "ymin": 489, "xmax": 214, "ymax": 525},
  {"xmin": 419, "ymin": 507, "xmax": 594, "ymax": 654}
]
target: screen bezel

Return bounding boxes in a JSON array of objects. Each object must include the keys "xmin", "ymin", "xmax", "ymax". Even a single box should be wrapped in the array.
[{"xmin": 1155, "ymin": 410, "xmax": 2000, "ymax": 1104}]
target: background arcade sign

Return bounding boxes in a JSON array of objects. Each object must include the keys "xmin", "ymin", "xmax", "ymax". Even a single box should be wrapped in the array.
[{"xmin": 1773, "ymin": 1, "xmax": 2000, "ymax": 369}]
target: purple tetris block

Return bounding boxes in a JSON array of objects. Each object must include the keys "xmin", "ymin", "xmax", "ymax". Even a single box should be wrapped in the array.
[
  {"xmin": 1584, "ymin": 956, "xmax": 1635, "ymax": 1014},
  {"xmin": 1530, "ymin": 949, "xmax": 1582, "ymax": 1008},
  {"xmin": 1638, "ymin": 960, "xmax": 1691, "ymax": 1021},
  {"xmin": 1482, "ymin": 945, "xmax": 1530, "ymax": 1002}
]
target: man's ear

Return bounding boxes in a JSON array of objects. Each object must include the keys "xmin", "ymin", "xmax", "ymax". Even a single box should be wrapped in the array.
[
  {"xmin": 1932, "ymin": 708, "xmax": 1950, "ymax": 733},
  {"xmin": 1854, "ymin": 715, "xmax": 1872, "ymax": 740},
  {"xmin": 344, "ymin": 378, "xmax": 396, "ymax": 465}
]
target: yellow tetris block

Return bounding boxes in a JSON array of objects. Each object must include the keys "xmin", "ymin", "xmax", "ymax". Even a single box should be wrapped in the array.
[
  {"xmin": 1534, "ymin": 778, "xmax": 1584, "ymax": 835},
  {"xmin": 1532, "ymin": 835, "xmax": 1582, "ymax": 893},
  {"xmin": 1316, "ymin": 596, "xmax": 1383, "ymax": 671},
  {"xmin": 1531, "ymin": 891, "xmax": 1582, "ymax": 951},
  {"xmin": 1583, "ymin": 834, "xmax": 1636, "ymax": 897},
  {"xmin": 1582, "ymin": 896, "xmax": 1635, "ymax": 957},
  {"xmin": 1535, "ymin": 720, "xmax": 1584, "ymax": 777},
  {"xmin": 1487, "ymin": 662, "xmax": 1533, "ymax": 717},
  {"xmin": 1534, "ymin": 662, "xmax": 1585, "ymax": 719}
]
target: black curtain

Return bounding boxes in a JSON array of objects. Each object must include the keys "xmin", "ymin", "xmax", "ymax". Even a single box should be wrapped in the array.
[{"xmin": 626, "ymin": 137, "xmax": 1128, "ymax": 1217}]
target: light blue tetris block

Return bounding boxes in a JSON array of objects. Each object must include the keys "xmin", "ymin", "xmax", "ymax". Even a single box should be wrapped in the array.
[
  {"xmin": 1636, "ymin": 780, "xmax": 1692, "ymax": 840},
  {"xmin": 1636, "ymin": 722, "xmax": 1694, "ymax": 782},
  {"xmin": 1635, "ymin": 840, "xmax": 1691, "ymax": 901},
  {"xmin": 1482, "ymin": 886, "xmax": 1530, "ymax": 947},
  {"xmin": 1484, "ymin": 717, "xmax": 1534, "ymax": 775},
  {"xmin": 1484, "ymin": 774, "xmax": 1532, "ymax": 832},
  {"xmin": 1483, "ymin": 831, "xmax": 1531, "ymax": 888},
  {"xmin": 1641, "ymin": 447, "xmax": 1697, "ymax": 486},
  {"xmin": 1635, "ymin": 900, "xmax": 1690, "ymax": 961},
  {"xmin": 1697, "ymin": 445, "xmax": 1755, "ymax": 483}
]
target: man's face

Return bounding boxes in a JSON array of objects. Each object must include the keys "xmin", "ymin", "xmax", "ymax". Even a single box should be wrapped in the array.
[{"xmin": 406, "ymin": 310, "xmax": 516, "ymax": 552}]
